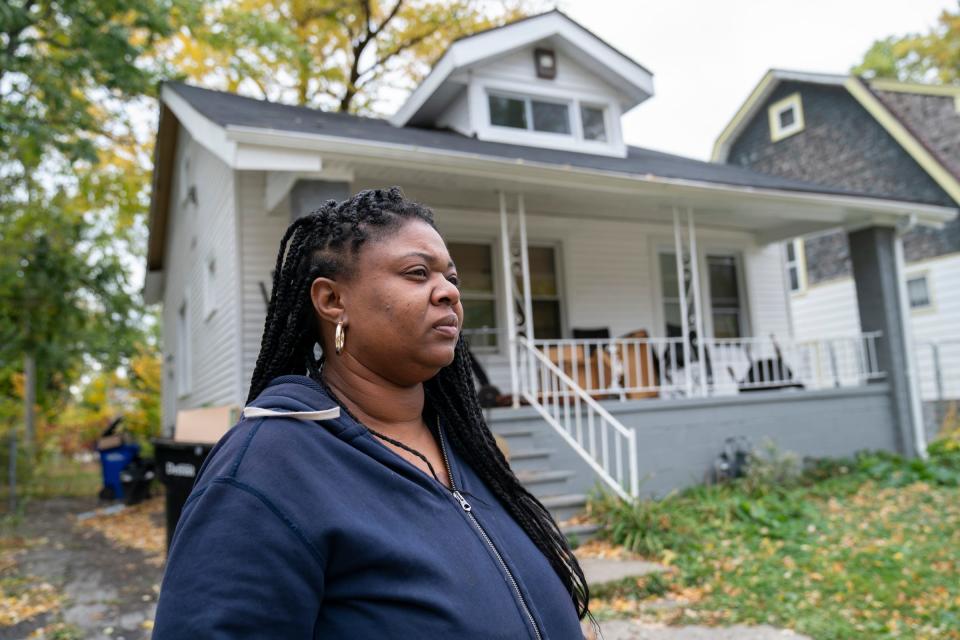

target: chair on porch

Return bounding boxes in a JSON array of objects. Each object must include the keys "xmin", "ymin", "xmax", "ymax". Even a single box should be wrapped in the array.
[
  {"xmin": 540, "ymin": 327, "xmax": 616, "ymax": 400},
  {"xmin": 615, "ymin": 329, "xmax": 659, "ymax": 400}
]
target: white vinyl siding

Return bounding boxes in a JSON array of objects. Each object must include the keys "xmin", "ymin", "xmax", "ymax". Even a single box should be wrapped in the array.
[
  {"xmin": 237, "ymin": 171, "xmax": 288, "ymax": 393},
  {"xmin": 160, "ymin": 132, "xmax": 241, "ymax": 433}
]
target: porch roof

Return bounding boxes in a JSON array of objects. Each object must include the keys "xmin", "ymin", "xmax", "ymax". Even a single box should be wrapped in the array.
[
  {"xmin": 166, "ymin": 82, "xmax": 894, "ymax": 199},
  {"xmin": 146, "ymin": 82, "xmax": 957, "ymax": 279}
]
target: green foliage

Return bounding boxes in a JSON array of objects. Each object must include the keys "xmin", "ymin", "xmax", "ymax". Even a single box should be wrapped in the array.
[
  {"xmin": 0, "ymin": 0, "xmax": 188, "ymax": 172},
  {"xmin": 158, "ymin": 0, "xmax": 546, "ymax": 113},
  {"xmin": 1, "ymin": 0, "xmax": 179, "ymax": 464},
  {"xmin": 854, "ymin": 6, "xmax": 960, "ymax": 83},
  {"xmin": 588, "ymin": 437, "xmax": 960, "ymax": 637}
]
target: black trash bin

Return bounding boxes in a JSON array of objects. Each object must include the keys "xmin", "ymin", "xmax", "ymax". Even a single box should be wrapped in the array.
[{"xmin": 153, "ymin": 439, "xmax": 215, "ymax": 551}]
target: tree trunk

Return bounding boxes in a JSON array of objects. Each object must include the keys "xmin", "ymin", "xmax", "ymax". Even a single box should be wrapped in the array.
[
  {"xmin": 7, "ymin": 421, "xmax": 15, "ymax": 513},
  {"xmin": 24, "ymin": 350, "xmax": 36, "ymax": 458}
]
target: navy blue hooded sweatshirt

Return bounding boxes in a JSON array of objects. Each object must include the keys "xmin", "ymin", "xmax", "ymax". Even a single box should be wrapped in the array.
[{"xmin": 152, "ymin": 375, "xmax": 584, "ymax": 639}]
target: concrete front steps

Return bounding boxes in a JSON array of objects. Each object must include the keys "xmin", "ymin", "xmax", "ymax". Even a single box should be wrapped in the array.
[{"xmin": 486, "ymin": 407, "xmax": 608, "ymax": 542}]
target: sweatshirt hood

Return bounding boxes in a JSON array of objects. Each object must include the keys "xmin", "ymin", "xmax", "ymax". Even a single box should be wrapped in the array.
[{"xmin": 244, "ymin": 375, "xmax": 362, "ymax": 439}]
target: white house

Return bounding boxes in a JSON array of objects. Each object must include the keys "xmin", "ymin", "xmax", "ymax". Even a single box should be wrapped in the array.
[{"xmin": 145, "ymin": 12, "xmax": 956, "ymax": 524}]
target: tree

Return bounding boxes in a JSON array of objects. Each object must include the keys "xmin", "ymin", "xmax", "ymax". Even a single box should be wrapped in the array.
[
  {"xmin": 854, "ymin": 4, "xmax": 960, "ymax": 83},
  {"xmin": 158, "ymin": 0, "xmax": 545, "ymax": 114},
  {"xmin": 1, "ymin": 0, "xmax": 188, "ymax": 506}
]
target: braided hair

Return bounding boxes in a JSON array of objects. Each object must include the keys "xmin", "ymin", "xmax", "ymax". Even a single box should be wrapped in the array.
[{"xmin": 246, "ymin": 186, "xmax": 591, "ymax": 621}]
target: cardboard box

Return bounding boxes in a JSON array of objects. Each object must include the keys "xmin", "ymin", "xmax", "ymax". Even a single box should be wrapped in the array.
[
  {"xmin": 174, "ymin": 405, "xmax": 241, "ymax": 444},
  {"xmin": 97, "ymin": 434, "xmax": 125, "ymax": 451}
]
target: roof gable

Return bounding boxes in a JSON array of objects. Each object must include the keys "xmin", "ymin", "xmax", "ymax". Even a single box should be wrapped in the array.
[
  {"xmin": 390, "ymin": 10, "xmax": 654, "ymax": 128},
  {"xmin": 713, "ymin": 70, "xmax": 960, "ymax": 205}
]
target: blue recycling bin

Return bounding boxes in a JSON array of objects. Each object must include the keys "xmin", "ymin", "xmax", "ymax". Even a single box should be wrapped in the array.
[{"xmin": 99, "ymin": 443, "xmax": 140, "ymax": 500}]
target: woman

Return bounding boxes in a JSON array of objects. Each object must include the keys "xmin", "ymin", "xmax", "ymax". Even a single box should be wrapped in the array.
[{"xmin": 153, "ymin": 187, "xmax": 592, "ymax": 639}]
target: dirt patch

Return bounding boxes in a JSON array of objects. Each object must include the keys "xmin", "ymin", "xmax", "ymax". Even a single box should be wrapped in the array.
[{"xmin": 0, "ymin": 497, "xmax": 166, "ymax": 639}]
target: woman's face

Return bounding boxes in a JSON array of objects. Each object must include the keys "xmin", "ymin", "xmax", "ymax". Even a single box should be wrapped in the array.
[{"xmin": 325, "ymin": 219, "xmax": 464, "ymax": 386}]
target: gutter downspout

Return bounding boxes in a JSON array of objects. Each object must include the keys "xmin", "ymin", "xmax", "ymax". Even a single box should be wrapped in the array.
[{"xmin": 893, "ymin": 214, "xmax": 928, "ymax": 459}]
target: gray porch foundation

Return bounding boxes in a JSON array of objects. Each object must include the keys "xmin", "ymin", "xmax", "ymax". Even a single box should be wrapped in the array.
[
  {"xmin": 488, "ymin": 385, "xmax": 896, "ymax": 499},
  {"xmin": 847, "ymin": 226, "xmax": 920, "ymax": 457}
]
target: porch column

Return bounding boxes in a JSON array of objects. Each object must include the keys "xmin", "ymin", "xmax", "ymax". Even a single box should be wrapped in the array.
[
  {"xmin": 672, "ymin": 208, "xmax": 693, "ymax": 396},
  {"xmin": 687, "ymin": 208, "xmax": 708, "ymax": 394},
  {"xmin": 517, "ymin": 194, "xmax": 537, "ymax": 397},
  {"xmin": 499, "ymin": 191, "xmax": 520, "ymax": 408},
  {"xmin": 847, "ymin": 226, "xmax": 926, "ymax": 458},
  {"xmin": 289, "ymin": 180, "xmax": 350, "ymax": 220}
]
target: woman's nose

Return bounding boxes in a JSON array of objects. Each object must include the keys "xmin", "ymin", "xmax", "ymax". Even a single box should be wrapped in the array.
[{"xmin": 434, "ymin": 276, "xmax": 461, "ymax": 306}]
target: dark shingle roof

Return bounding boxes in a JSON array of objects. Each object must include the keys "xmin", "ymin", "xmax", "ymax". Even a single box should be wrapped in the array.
[
  {"xmin": 871, "ymin": 88, "xmax": 960, "ymax": 181},
  {"xmin": 166, "ymin": 82, "xmax": 902, "ymax": 201}
]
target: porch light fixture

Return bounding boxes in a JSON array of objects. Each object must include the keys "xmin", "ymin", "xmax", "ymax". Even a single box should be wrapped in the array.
[{"xmin": 534, "ymin": 48, "xmax": 556, "ymax": 79}]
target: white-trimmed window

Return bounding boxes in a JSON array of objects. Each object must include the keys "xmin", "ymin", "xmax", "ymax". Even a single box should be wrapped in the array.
[
  {"xmin": 706, "ymin": 255, "xmax": 745, "ymax": 339},
  {"xmin": 907, "ymin": 274, "xmax": 932, "ymax": 309},
  {"xmin": 488, "ymin": 93, "xmax": 572, "ymax": 135},
  {"xmin": 450, "ymin": 241, "xmax": 563, "ymax": 349},
  {"xmin": 202, "ymin": 254, "xmax": 218, "ymax": 319},
  {"xmin": 178, "ymin": 141, "xmax": 196, "ymax": 206},
  {"xmin": 579, "ymin": 104, "xmax": 607, "ymax": 141},
  {"xmin": 448, "ymin": 242, "xmax": 498, "ymax": 350},
  {"xmin": 522, "ymin": 245, "xmax": 563, "ymax": 340},
  {"xmin": 785, "ymin": 239, "xmax": 806, "ymax": 293},
  {"xmin": 176, "ymin": 293, "xmax": 192, "ymax": 397},
  {"xmin": 768, "ymin": 93, "xmax": 805, "ymax": 142},
  {"xmin": 658, "ymin": 251, "xmax": 746, "ymax": 339}
]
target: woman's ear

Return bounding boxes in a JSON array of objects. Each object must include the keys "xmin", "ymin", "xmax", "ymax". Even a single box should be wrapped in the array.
[{"xmin": 310, "ymin": 277, "xmax": 347, "ymax": 325}]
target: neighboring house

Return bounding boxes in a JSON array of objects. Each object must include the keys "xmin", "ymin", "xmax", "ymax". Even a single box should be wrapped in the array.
[
  {"xmin": 144, "ymin": 12, "xmax": 955, "ymax": 521},
  {"xmin": 713, "ymin": 70, "xmax": 960, "ymax": 418}
]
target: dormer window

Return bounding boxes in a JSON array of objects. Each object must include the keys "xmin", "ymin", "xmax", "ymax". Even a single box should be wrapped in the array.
[
  {"xmin": 532, "ymin": 100, "xmax": 570, "ymax": 134},
  {"xmin": 580, "ymin": 105, "xmax": 607, "ymax": 141},
  {"xmin": 768, "ymin": 92, "xmax": 804, "ymax": 142},
  {"xmin": 488, "ymin": 93, "xmax": 571, "ymax": 135},
  {"xmin": 489, "ymin": 95, "xmax": 527, "ymax": 129}
]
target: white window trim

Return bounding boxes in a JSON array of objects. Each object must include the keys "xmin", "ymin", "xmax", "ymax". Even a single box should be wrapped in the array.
[
  {"xmin": 178, "ymin": 140, "xmax": 195, "ymax": 207},
  {"xmin": 471, "ymin": 78, "xmax": 626, "ymax": 156},
  {"xmin": 768, "ymin": 92, "xmax": 805, "ymax": 142},
  {"xmin": 579, "ymin": 102, "xmax": 610, "ymax": 142},
  {"xmin": 785, "ymin": 239, "xmax": 807, "ymax": 294},
  {"xmin": 176, "ymin": 289, "xmax": 192, "ymax": 398},
  {"xmin": 526, "ymin": 240, "xmax": 567, "ymax": 341},
  {"xmin": 906, "ymin": 271, "xmax": 935, "ymax": 313},
  {"xmin": 651, "ymin": 242, "xmax": 752, "ymax": 340},
  {"xmin": 447, "ymin": 237, "xmax": 501, "ymax": 354},
  {"xmin": 202, "ymin": 253, "xmax": 218, "ymax": 320},
  {"xmin": 487, "ymin": 90, "xmax": 575, "ymax": 137},
  {"xmin": 446, "ymin": 235, "xmax": 566, "ymax": 354}
]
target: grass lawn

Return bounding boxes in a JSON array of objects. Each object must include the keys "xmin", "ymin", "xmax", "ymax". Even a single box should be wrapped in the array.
[
  {"xmin": 0, "ymin": 455, "xmax": 102, "ymax": 513},
  {"xmin": 587, "ymin": 434, "xmax": 960, "ymax": 640}
]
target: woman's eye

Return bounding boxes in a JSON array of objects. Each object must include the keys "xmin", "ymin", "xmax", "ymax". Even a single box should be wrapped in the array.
[
  {"xmin": 447, "ymin": 275, "xmax": 460, "ymax": 287},
  {"xmin": 407, "ymin": 267, "xmax": 428, "ymax": 278}
]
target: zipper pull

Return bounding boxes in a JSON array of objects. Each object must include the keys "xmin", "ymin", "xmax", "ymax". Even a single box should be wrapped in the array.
[{"xmin": 453, "ymin": 490, "xmax": 472, "ymax": 512}]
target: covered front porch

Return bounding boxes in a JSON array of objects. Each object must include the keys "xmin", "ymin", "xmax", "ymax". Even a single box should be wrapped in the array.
[{"xmin": 264, "ymin": 143, "xmax": 951, "ymax": 500}]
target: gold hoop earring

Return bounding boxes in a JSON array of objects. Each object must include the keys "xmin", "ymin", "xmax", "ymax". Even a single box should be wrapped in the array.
[{"xmin": 334, "ymin": 321, "xmax": 345, "ymax": 355}]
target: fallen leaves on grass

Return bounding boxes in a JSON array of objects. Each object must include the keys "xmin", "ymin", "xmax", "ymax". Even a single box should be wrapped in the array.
[
  {"xmin": 0, "ymin": 537, "xmax": 63, "ymax": 627},
  {"xmin": 76, "ymin": 497, "xmax": 166, "ymax": 566},
  {"xmin": 574, "ymin": 538, "xmax": 646, "ymax": 561}
]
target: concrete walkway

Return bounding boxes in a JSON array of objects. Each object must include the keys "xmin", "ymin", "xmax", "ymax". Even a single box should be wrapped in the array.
[
  {"xmin": 580, "ymin": 557, "xmax": 668, "ymax": 585},
  {"xmin": 591, "ymin": 621, "xmax": 812, "ymax": 639},
  {"xmin": 578, "ymin": 555, "xmax": 812, "ymax": 640}
]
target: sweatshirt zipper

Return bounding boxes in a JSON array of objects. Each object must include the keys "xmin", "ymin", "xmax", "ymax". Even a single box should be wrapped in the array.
[{"xmin": 437, "ymin": 423, "xmax": 543, "ymax": 640}]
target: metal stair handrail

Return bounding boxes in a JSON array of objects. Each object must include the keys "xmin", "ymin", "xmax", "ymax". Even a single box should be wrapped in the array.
[{"xmin": 517, "ymin": 336, "xmax": 639, "ymax": 501}]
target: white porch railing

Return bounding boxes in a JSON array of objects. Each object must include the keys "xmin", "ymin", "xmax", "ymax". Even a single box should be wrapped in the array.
[
  {"xmin": 916, "ymin": 339, "xmax": 960, "ymax": 401},
  {"xmin": 517, "ymin": 336, "xmax": 639, "ymax": 501},
  {"xmin": 527, "ymin": 332, "xmax": 884, "ymax": 399}
]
